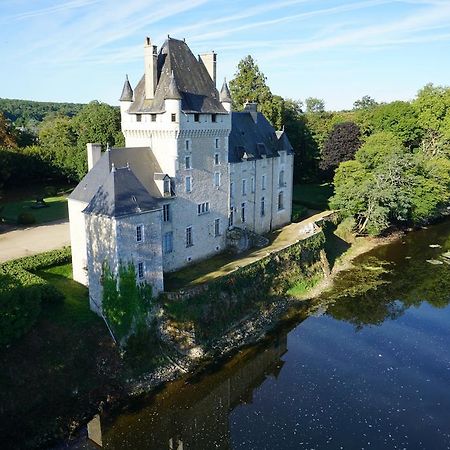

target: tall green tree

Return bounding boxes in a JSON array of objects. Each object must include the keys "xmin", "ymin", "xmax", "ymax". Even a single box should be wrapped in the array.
[
  {"xmin": 73, "ymin": 100, "xmax": 124, "ymax": 150},
  {"xmin": 229, "ymin": 55, "xmax": 282, "ymax": 127},
  {"xmin": 305, "ymin": 97, "xmax": 325, "ymax": 113}
]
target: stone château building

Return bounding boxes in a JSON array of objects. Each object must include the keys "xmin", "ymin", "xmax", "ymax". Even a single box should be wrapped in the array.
[{"xmin": 68, "ymin": 37, "xmax": 294, "ymax": 314}]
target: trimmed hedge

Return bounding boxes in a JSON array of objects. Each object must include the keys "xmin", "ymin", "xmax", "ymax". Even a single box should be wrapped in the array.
[{"xmin": 0, "ymin": 247, "xmax": 71, "ymax": 346}]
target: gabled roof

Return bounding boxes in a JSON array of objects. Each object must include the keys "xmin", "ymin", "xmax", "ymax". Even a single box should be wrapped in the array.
[
  {"xmin": 128, "ymin": 38, "xmax": 227, "ymax": 114},
  {"xmin": 84, "ymin": 166, "xmax": 160, "ymax": 218},
  {"xmin": 228, "ymin": 112, "xmax": 294, "ymax": 163}
]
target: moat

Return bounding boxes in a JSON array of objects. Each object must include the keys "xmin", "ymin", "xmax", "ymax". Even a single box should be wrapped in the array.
[{"xmin": 71, "ymin": 220, "xmax": 450, "ymax": 449}]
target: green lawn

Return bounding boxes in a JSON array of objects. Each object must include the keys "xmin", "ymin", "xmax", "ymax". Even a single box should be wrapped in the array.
[
  {"xmin": 36, "ymin": 263, "xmax": 98, "ymax": 328},
  {"xmin": 293, "ymin": 183, "xmax": 334, "ymax": 211},
  {"xmin": 0, "ymin": 195, "xmax": 68, "ymax": 224}
]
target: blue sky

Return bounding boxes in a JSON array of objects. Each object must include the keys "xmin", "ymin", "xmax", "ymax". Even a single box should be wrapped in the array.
[{"xmin": 1, "ymin": 0, "xmax": 450, "ymax": 110}]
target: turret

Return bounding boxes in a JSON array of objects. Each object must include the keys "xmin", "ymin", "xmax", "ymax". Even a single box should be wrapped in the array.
[
  {"xmin": 220, "ymin": 78, "xmax": 232, "ymax": 112},
  {"xmin": 164, "ymin": 71, "xmax": 182, "ymax": 122},
  {"xmin": 119, "ymin": 75, "xmax": 133, "ymax": 122}
]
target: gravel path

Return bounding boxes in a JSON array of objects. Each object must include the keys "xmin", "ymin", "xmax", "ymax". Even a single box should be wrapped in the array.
[{"xmin": 0, "ymin": 220, "xmax": 70, "ymax": 263}]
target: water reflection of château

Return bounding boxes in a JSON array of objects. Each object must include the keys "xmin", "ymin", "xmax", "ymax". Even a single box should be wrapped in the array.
[{"xmin": 89, "ymin": 331, "xmax": 289, "ymax": 449}]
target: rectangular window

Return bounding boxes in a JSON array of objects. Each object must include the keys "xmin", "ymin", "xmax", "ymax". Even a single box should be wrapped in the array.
[
  {"xmin": 215, "ymin": 138, "xmax": 219, "ymax": 149},
  {"xmin": 185, "ymin": 176, "xmax": 192, "ymax": 193},
  {"xmin": 197, "ymin": 202, "xmax": 210, "ymax": 215},
  {"xmin": 163, "ymin": 178, "xmax": 171, "ymax": 196},
  {"xmin": 163, "ymin": 204, "xmax": 170, "ymax": 222},
  {"xmin": 278, "ymin": 191, "xmax": 284, "ymax": 211},
  {"xmin": 137, "ymin": 261, "xmax": 144, "ymax": 279},
  {"xmin": 136, "ymin": 114, "xmax": 142, "ymax": 122},
  {"xmin": 151, "ymin": 114, "xmax": 156, "ymax": 122},
  {"xmin": 186, "ymin": 226, "xmax": 193, "ymax": 247},
  {"xmin": 230, "ymin": 181, "xmax": 234, "ymax": 198},
  {"xmin": 163, "ymin": 232, "xmax": 173, "ymax": 254},
  {"xmin": 185, "ymin": 155, "xmax": 191, "ymax": 169},
  {"xmin": 212, "ymin": 114, "xmax": 217, "ymax": 123},
  {"xmin": 171, "ymin": 113, "xmax": 176, "ymax": 122},
  {"xmin": 241, "ymin": 202, "xmax": 246, "ymax": 223},
  {"xmin": 214, "ymin": 153, "xmax": 220, "ymax": 165},
  {"xmin": 261, "ymin": 197, "xmax": 265, "ymax": 216},
  {"xmin": 262, "ymin": 174, "xmax": 266, "ymax": 190},
  {"xmin": 214, "ymin": 218, "xmax": 220, "ymax": 237},
  {"xmin": 242, "ymin": 179, "xmax": 247, "ymax": 196},
  {"xmin": 251, "ymin": 176, "xmax": 255, "ymax": 193},
  {"xmin": 185, "ymin": 140, "xmax": 190, "ymax": 151},
  {"xmin": 229, "ymin": 207, "xmax": 234, "ymax": 228},
  {"xmin": 194, "ymin": 113, "xmax": 200, "ymax": 122},
  {"xmin": 214, "ymin": 171, "xmax": 220, "ymax": 187},
  {"xmin": 136, "ymin": 224, "xmax": 143, "ymax": 242}
]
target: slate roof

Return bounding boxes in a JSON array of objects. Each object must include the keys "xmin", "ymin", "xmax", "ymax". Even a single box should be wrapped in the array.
[
  {"xmin": 83, "ymin": 167, "xmax": 160, "ymax": 218},
  {"xmin": 69, "ymin": 147, "xmax": 163, "ymax": 204},
  {"xmin": 128, "ymin": 38, "xmax": 227, "ymax": 114},
  {"xmin": 219, "ymin": 79, "xmax": 232, "ymax": 103},
  {"xmin": 228, "ymin": 112, "xmax": 293, "ymax": 163},
  {"xmin": 120, "ymin": 75, "xmax": 133, "ymax": 101}
]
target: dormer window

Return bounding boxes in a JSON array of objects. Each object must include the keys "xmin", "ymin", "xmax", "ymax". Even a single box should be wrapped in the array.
[
  {"xmin": 151, "ymin": 114, "xmax": 156, "ymax": 122},
  {"xmin": 194, "ymin": 113, "xmax": 200, "ymax": 122},
  {"xmin": 163, "ymin": 178, "xmax": 171, "ymax": 196},
  {"xmin": 171, "ymin": 113, "xmax": 176, "ymax": 122},
  {"xmin": 136, "ymin": 114, "xmax": 142, "ymax": 122},
  {"xmin": 211, "ymin": 114, "xmax": 217, "ymax": 123}
]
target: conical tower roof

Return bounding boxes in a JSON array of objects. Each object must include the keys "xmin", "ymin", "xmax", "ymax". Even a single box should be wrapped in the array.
[
  {"xmin": 220, "ymin": 78, "xmax": 232, "ymax": 103},
  {"xmin": 119, "ymin": 75, "xmax": 134, "ymax": 102},
  {"xmin": 165, "ymin": 71, "xmax": 182, "ymax": 100}
]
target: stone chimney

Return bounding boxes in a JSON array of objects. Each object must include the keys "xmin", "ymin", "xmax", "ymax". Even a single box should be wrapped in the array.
[
  {"xmin": 87, "ymin": 143, "xmax": 102, "ymax": 171},
  {"xmin": 244, "ymin": 102, "xmax": 258, "ymax": 123},
  {"xmin": 198, "ymin": 52, "xmax": 217, "ymax": 86},
  {"xmin": 144, "ymin": 37, "xmax": 158, "ymax": 99}
]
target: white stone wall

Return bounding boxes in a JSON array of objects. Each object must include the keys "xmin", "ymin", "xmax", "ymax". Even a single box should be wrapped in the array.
[
  {"xmin": 68, "ymin": 198, "xmax": 88, "ymax": 285},
  {"xmin": 85, "ymin": 210, "xmax": 164, "ymax": 315},
  {"xmin": 162, "ymin": 112, "xmax": 231, "ymax": 272},
  {"xmin": 229, "ymin": 152, "xmax": 292, "ymax": 235},
  {"xmin": 85, "ymin": 214, "xmax": 118, "ymax": 314}
]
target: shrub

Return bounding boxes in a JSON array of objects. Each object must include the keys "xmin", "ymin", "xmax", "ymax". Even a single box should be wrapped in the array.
[
  {"xmin": 0, "ymin": 248, "xmax": 71, "ymax": 346},
  {"xmin": 0, "ymin": 271, "xmax": 42, "ymax": 346},
  {"xmin": 44, "ymin": 186, "xmax": 58, "ymax": 197},
  {"xmin": 17, "ymin": 212, "xmax": 36, "ymax": 225}
]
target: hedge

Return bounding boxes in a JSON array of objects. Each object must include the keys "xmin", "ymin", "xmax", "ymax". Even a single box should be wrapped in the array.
[{"xmin": 0, "ymin": 247, "xmax": 71, "ymax": 346}]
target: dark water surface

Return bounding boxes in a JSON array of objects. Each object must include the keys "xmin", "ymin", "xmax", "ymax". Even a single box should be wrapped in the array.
[{"xmin": 82, "ymin": 221, "xmax": 450, "ymax": 449}]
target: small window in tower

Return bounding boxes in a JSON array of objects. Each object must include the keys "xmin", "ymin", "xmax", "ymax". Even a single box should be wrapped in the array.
[
  {"xmin": 212, "ymin": 114, "xmax": 217, "ymax": 123},
  {"xmin": 171, "ymin": 113, "xmax": 176, "ymax": 122},
  {"xmin": 185, "ymin": 155, "xmax": 192, "ymax": 170},
  {"xmin": 215, "ymin": 138, "xmax": 219, "ymax": 149},
  {"xmin": 214, "ymin": 218, "xmax": 220, "ymax": 237},
  {"xmin": 214, "ymin": 153, "xmax": 220, "ymax": 165},
  {"xmin": 136, "ymin": 114, "xmax": 142, "ymax": 122},
  {"xmin": 151, "ymin": 114, "xmax": 156, "ymax": 122},
  {"xmin": 194, "ymin": 113, "xmax": 200, "ymax": 122},
  {"xmin": 137, "ymin": 261, "xmax": 144, "ymax": 279},
  {"xmin": 136, "ymin": 224, "xmax": 143, "ymax": 242}
]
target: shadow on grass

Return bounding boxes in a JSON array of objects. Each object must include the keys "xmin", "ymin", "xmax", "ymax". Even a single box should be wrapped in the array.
[{"xmin": 322, "ymin": 222, "xmax": 351, "ymax": 270}]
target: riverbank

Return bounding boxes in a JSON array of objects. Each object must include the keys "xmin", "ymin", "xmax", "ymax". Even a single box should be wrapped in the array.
[{"xmin": 1, "ymin": 225, "xmax": 405, "ymax": 449}]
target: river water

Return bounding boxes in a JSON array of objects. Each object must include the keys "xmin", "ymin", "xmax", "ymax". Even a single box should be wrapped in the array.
[{"xmin": 79, "ymin": 221, "xmax": 450, "ymax": 450}]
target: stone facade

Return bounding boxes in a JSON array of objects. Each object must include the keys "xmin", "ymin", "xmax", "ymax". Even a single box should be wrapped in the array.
[{"xmin": 68, "ymin": 36, "xmax": 294, "ymax": 316}]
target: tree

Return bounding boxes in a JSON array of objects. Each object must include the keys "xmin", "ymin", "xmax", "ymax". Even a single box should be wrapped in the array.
[
  {"xmin": 305, "ymin": 97, "xmax": 325, "ymax": 113},
  {"xmin": 353, "ymin": 95, "xmax": 377, "ymax": 110},
  {"xmin": 0, "ymin": 113, "xmax": 17, "ymax": 148},
  {"xmin": 228, "ymin": 56, "xmax": 283, "ymax": 127},
  {"xmin": 371, "ymin": 101, "xmax": 422, "ymax": 148},
  {"xmin": 72, "ymin": 100, "xmax": 124, "ymax": 150},
  {"xmin": 319, "ymin": 121, "xmax": 362, "ymax": 174}
]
